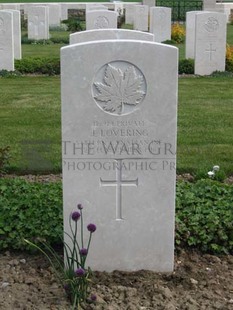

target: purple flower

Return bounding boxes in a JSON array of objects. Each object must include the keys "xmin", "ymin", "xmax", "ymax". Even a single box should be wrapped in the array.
[
  {"xmin": 90, "ymin": 294, "xmax": 97, "ymax": 302},
  {"xmin": 71, "ymin": 211, "xmax": 81, "ymax": 221},
  {"xmin": 77, "ymin": 203, "xmax": 83, "ymax": 210},
  {"xmin": 64, "ymin": 284, "xmax": 70, "ymax": 292},
  {"xmin": 79, "ymin": 248, "xmax": 88, "ymax": 256},
  {"xmin": 87, "ymin": 223, "xmax": 96, "ymax": 233},
  {"xmin": 75, "ymin": 268, "xmax": 85, "ymax": 277}
]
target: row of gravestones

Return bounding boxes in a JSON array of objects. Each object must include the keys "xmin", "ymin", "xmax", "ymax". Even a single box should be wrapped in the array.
[{"xmin": 0, "ymin": 6, "xmax": 228, "ymax": 75}]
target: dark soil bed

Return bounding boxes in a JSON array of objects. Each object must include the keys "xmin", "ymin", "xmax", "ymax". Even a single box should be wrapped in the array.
[{"xmin": 0, "ymin": 250, "xmax": 232, "ymax": 310}]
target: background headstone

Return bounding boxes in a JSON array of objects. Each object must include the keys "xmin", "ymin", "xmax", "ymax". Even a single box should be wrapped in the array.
[
  {"xmin": 195, "ymin": 12, "xmax": 226, "ymax": 75},
  {"xmin": 185, "ymin": 11, "xmax": 200, "ymax": 59},
  {"xmin": 150, "ymin": 7, "xmax": 171, "ymax": 43},
  {"xmin": 61, "ymin": 40, "xmax": 178, "ymax": 272},
  {"xmin": 2, "ymin": 9, "xmax": 21, "ymax": 60},
  {"xmin": 48, "ymin": 4, "xmax": 61, "ymax": 27},
  {"xmin": 28, "ymin": 6, "xmax": 49, "ymax": 40},
  {"xmin": 0, "ymin": 10, "xmax": 14, "ymax": 70},
  {"xmin": 134, "ymin": 5, "xmax": 149, "ymax": 31},
  {"xmin": 86, "ymin": 4, "xmax": 108, "ymax": 12},
  {"xmin": 86, "ymin": 10, "xmax": 118, "ymax": 30},
  {"xmin": 143, "ymin": 0, "xmax": 156, "ymax": 8},
  {"xmin": 125, "ymin": 4, "xmax": 135, "ymax": 25},
  {"xmin": 70, "ymin": 29, "xmax": 154, "ymax": 44},
  {"xmin": 203, "ymin": 0, "xmax": 216, "ymax": 12}
]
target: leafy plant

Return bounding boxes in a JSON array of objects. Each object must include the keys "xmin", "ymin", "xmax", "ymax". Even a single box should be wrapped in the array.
[
  {"xmin": 25, "ymin": 203, "xmax": 97, "ymax": 308},
  {"xmin": 225, "ymin": 44, "xmax": 233, "ymax": 72},
  {"xmin": 179, "ymin": 58, "xmax": 194, "ymax": 74},
  {"xmin": 0, "ymin": 70, "xmax": 21, "ymax": 77},
  {"xmin": 62, "ymin": 18, "xmax": 84, "ymax": 32},
  {"xmin": 0, "ymin": 146, "xmax": 11, "ymax": 173},
  {"xmin": 15, "ymin": 57, "xmax": 60, "ymax": 75},
  {"xmin": 171, "ymin": 22, "xmax": 185, "ymax": 43},
  {"xmin": 0, "ymin": 177, "xmax": 232, "ymax": 254},
  {"xmin": 0, "ymin": 178, "xmax": 63, "ymax": 250},
  {"xmin": 21, "ymin": 36, "xmax": 69, "ymax": 45},
  {"xmin": 176, "ymin": 179, "xmax": 233, "ymax": 254}
]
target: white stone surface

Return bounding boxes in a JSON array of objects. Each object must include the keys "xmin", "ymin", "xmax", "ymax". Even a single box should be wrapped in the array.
[
  {"xmin": 0, "ymin": 10, "xmax": 14, "ymax": 70},
  {"xmin": 216, "ymin": 3, "xmax": 233, "ymax": 22},
  {"xmin": 28, "ymin": 6, "xmax": 49, "ymax": 40},
  {"xmin": 48, "ymin": 4, "xmax": 61, "ymax": 27},
  {"xmin": 149, "ymin": 7, "xmax": 171, "ymax": 43},
  {"xmin": 203, "ymin": 0, "xmax": 216, "ymax": 11},
  {"xmin": 2, "ymin": 9, "xmax": 21, "ymax": 60},
  {"xmin": 0, "ymin": 4, "xmax": 20, "ymax": 11},
  {"xmin": 61, "ymin": 39, "xmax": 178, "ymax": 272},
  {"xmin": 86, "ymin": 3, "xmax": 108, "ymax": 11},
  {"xmin": 185, "ymin": 11, "xmax": 200, "ymax": 59},
  {"xmin": 195, "ymin": 12, "xmax": 226, "ymax": 75},
  {"xmin": 125, "ymin": 4, "xmax": 135, "ymax": 25},
  {"xmin": 143, "ymin": 0, "xmax": 155, "ymax": 8},
  {"xmin": 86, "ymin": 10, "xmax": 118, "ymax": 30},
  {"xmin": 70, "ymin": 29, "xmax": 154, "ymax": 44},
  {"xmin": 134, "ymin": 5, "xmax": 149, "ymax": 31}
]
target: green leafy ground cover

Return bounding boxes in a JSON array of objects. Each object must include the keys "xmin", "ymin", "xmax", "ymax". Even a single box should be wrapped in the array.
[{"xmin": 0, "ymin": 178, "xmax": 232, "ymax": 254}]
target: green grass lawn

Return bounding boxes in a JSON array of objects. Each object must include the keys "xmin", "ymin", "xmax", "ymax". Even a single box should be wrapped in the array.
[
  {"xmin": 0, "ymin": 77, "xmax": 61, "ymax": 173},
  {"xmin": 1, "ymin": 76, "xmax": 233, "ymax": 176},
  {"xmin": 22, "ymin": 43, "xmax": 65, "ymax": 58}
]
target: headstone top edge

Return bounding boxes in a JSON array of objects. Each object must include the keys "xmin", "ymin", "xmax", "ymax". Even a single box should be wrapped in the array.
[
  {"xmin": 70, "ymin": 29, "xmax": 154, "ymax": 35},
  {"xmin": 61, "ymin": 39, "xmax": 179, "ymax": 53}
]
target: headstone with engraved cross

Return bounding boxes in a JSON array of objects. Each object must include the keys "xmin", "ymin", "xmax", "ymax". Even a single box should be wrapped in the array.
[
  {"xmin": 61, "ymin": 39, "xmax": 178, "ymax": 272},
  {"xmin": 195, "ymin": 12, "xmax": 226, "ymax": 75},
  {"xmin": 0, "ymin": 10, "xmax": 14, "ymax": 71}
]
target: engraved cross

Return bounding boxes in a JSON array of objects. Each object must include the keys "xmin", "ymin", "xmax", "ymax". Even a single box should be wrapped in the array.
[
  {"xmin": 205, "ymin": 44, "xmax": 216, "ymax": 61},
  {"xmin": 100, "ymin": 159, "xmax": 138, "ymax": 220}
]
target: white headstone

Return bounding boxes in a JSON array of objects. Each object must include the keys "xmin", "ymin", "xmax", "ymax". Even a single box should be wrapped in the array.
[
  {"xmin": 150, "ymin": 7, "xmax": 171, "ymax": 43},
  {"xmin": 61, "ymin": 40, "xmax": 178, "ymax": 272},
  {"xmin": 48, "ymin": 4, "xmax": 61, "ymax": 27},
  {"xmin": 86, "ymin": 10, "xmax": 118, "ymax": 30},
  {"xmin": 125, "ymin": 4, "xmax": 135, "ymax": 25},
  {"xmin": 203, "ymin": 0, "xmax": 216, "ymax": 11},
  {"xmin": 86, "ymin": 4, "xmax": 108, "ymax": 12},
  {"xmin": 28, "ymin": 6, "xmax": 49, "ymax": 40},
  {"xmin": 70, "ymin": 29, "xmax": 154, "ymax": 45},
  {"xmin": 0, "ymin": 10, "xmax": 14, "ymax": 70},
  {"xmin": 195, "ymin": 12, "xmax": 226, "ymax": 75},
  {"xmin": 2, "ymin": 9, "xmax": 21, "ymax": 60},
  {"xmin": 185, "ymin": 11, "xmax": 200, "ymax": 59},
  {"xmin": 134, "ymin": 5, "xmax": 149, "ymax": 31},
  {"xmin": 143, "ymin": 0, "xmax": 156, "ymax": 8}
]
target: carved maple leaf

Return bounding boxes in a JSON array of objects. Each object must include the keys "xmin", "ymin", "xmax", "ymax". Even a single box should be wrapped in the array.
[{"xmin": 94, "ymin": 64, "xmax": 145, "ymax": 115}]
